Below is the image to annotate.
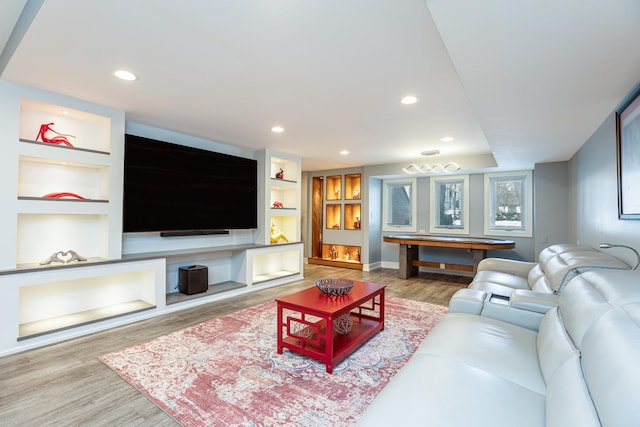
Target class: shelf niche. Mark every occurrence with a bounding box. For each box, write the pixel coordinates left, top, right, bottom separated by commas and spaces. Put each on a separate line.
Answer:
270, 156, 299, 183
325, 204, 341, 230
345, 173, 361, 200
307, 244, 363, 270
20, 98, 112, 153
18, 156, 109, 201
252, 248, 301, 284
17, 214, 109, 266
18, 268, 156, 340
344, 203, 361, 230
326, 175, 342, 200
270, 215, 298, 244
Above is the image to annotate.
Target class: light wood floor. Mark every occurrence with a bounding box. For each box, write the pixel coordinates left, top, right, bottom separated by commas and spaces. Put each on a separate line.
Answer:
0, 264, 470, 426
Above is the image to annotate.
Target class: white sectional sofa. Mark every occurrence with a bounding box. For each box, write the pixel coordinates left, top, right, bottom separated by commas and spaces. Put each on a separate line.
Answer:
447, 243, 631, 330
467, 243, 629, 296
357, 269, 640, 427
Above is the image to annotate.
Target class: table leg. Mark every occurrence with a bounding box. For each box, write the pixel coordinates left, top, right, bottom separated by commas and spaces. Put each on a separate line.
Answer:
379, 291, 385, 331
325, 315, 334, 374
471, 249, 487, 273
276, 303, 283, 354
399, 244, 419, 279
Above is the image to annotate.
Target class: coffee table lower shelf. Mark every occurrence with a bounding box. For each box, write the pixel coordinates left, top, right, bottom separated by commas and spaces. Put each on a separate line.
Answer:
280, 315, 382, 371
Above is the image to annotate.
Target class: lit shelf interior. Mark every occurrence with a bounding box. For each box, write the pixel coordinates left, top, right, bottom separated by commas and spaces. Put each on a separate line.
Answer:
20, 98, 112, 153
19, 268, 156, 339
19, 300, 155, 340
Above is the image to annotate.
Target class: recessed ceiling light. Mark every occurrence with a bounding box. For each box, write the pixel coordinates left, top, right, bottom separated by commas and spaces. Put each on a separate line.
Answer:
114, 70, 138, 81
271, 126, 284, 133
401, 95, 418, 105
340, 150, 349, 155
440, 136, 454, 142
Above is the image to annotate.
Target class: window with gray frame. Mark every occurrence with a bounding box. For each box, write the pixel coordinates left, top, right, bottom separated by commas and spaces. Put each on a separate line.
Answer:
383, 179, 416, 231
488, 174, 526, 231
434, 179, 464, 229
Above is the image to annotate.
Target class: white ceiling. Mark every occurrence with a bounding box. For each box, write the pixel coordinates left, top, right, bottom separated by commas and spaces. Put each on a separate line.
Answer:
1, 0, 640, 172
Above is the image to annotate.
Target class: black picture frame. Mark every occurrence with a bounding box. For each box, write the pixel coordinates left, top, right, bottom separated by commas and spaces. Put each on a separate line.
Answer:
616, 82, 640, 220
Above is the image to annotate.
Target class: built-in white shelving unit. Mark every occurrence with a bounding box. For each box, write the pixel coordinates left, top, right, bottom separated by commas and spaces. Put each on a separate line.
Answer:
0, 82, 306, 356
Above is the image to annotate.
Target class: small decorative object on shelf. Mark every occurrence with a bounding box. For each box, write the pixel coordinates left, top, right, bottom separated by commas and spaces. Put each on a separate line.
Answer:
353, 188, 360, 199
270, 222, 289, 244
315, 278, 355, 296
275, 168, 284, 179
354, 216, 361, 229
42, 192, 86, 200
354, 249, 360, 262
39, 249, 87, 265
36, 122, 76, 147
292, 322, 315, 339
334, 187, 340, 198
333, 313, 354, 334
332, 224, 339, 229
272, 200, 283, 208
330, 246, 338, 260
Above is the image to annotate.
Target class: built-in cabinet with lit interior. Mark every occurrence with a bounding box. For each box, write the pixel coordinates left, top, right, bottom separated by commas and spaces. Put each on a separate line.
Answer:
0, 82, 305, 356
254, 149, 304, 285
308, 171, 363, 270
0, 81, 166, 356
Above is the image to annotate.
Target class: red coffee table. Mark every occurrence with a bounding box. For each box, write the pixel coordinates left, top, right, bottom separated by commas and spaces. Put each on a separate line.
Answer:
276, 280, 385, 373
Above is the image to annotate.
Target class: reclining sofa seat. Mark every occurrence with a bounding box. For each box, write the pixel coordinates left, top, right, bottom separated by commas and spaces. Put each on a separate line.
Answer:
357, 269, 640, 427
469, 243, 629, 296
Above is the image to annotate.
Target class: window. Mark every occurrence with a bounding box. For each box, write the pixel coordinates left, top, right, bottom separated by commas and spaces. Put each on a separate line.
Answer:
430, 175, 469, 234
382, 178, 416, 232
484, 171, 532, 237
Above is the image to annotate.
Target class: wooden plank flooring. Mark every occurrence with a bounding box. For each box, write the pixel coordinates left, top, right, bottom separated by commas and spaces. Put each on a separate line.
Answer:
0, 264, 470, 426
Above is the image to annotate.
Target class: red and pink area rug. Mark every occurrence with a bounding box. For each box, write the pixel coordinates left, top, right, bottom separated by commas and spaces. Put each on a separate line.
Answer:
99, 296, 447, 426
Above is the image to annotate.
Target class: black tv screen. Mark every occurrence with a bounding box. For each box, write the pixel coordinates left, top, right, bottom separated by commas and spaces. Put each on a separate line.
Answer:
122, 134, 258, 234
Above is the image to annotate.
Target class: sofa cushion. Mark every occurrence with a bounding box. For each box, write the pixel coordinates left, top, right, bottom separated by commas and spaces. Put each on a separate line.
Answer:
537, 308, 599, 427
356, 353, 545, 427
415, 313, 545, 394
559, 270, 640, 427
472, 270, 530, 290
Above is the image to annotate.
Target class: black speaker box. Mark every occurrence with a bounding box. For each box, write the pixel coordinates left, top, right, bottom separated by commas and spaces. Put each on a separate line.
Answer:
178, 265, 208, 295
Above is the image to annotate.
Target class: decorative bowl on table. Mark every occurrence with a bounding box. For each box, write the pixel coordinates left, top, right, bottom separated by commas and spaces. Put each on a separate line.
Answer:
315, 278, 355, 296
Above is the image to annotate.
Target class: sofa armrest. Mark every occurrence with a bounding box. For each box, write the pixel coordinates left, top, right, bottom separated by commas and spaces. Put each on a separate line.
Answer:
449, 288, 489, 314
477, 258, 537, 278
510, 289, 558, 314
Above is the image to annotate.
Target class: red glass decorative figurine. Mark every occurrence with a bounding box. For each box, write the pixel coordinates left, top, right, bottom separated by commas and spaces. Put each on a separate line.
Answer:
275, 168, 284, 179
36, 123, 76, 147
42, 192, 86, 200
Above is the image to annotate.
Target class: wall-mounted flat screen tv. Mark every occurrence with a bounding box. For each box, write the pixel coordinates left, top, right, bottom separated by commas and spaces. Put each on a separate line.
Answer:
122, 134, 258, 235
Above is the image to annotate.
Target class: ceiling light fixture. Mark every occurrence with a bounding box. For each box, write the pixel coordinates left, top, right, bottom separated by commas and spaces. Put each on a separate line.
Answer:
271, 126, 284, 133
421, 150, 440, 156
114, 70, 138, 81
340, 150, 349, 155
401, 95, 418, 105
440, 136, 454, 142
403, 162, 461, 174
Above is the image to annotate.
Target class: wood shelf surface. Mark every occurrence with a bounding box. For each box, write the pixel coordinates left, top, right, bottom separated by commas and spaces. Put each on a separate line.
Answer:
307, 257, 363, 270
